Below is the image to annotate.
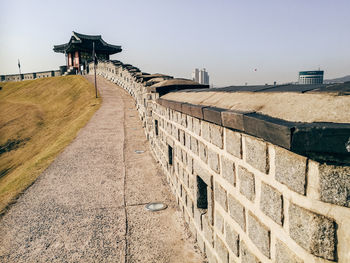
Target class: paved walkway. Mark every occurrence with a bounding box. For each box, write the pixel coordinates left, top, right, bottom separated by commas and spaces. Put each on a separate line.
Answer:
0, 76, 203, 262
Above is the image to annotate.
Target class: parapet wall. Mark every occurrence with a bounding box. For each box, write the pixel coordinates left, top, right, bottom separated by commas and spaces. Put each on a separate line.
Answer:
0, 70, 61, 82
89, 60, 350, 263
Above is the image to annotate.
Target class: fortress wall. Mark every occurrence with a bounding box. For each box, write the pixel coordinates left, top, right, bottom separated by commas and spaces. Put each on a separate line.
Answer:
89, 60, 350, 263
0, 70, 61, 82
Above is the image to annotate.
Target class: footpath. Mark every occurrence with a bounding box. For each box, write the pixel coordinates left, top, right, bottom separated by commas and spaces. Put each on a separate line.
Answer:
0, 76, 203, 262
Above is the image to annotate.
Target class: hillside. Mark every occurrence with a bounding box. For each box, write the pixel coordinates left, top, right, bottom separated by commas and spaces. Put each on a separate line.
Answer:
324, 75, 350, 83
0, 76, 101, 213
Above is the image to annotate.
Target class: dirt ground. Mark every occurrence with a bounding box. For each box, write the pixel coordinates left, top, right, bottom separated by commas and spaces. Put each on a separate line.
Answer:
0, 76, 204, 263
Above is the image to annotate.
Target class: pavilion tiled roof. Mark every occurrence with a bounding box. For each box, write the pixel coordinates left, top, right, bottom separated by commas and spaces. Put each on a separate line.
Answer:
53, 31, 122, 54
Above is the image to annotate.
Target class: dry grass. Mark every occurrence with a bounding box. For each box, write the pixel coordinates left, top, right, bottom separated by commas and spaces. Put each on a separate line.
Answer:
0, 75, 101, 213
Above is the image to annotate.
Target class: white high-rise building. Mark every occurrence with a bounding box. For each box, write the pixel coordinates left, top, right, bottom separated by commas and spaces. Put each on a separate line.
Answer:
192, 68, 199, 83
192, 68, 209, 85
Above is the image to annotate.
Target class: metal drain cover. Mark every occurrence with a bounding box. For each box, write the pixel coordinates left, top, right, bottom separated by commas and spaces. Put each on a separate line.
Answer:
145, 202, 167, 212
135, 150, 144, 154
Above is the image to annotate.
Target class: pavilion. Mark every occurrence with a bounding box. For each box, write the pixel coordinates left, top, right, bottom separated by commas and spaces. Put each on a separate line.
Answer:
53, 31, 122, 73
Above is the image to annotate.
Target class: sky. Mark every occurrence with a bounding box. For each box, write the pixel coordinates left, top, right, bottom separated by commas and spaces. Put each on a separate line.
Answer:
1, 0, 350, 86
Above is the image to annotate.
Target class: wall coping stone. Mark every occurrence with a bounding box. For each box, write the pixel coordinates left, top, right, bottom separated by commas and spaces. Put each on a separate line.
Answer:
203, 106, 226, 125
156, 98, 350, 164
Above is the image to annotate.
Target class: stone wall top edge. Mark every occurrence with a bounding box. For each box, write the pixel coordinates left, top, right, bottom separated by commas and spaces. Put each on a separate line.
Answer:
156, 98, 350, 165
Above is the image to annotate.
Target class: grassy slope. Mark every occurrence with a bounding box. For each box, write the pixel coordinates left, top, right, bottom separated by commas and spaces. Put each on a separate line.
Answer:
0, 75, 101, 213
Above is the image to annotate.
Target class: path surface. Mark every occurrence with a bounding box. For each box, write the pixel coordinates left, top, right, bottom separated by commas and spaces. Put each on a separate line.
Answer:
0, 76, 203, 263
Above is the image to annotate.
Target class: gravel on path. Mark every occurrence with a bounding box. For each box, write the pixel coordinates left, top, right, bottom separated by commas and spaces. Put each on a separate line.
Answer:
0, 76, 204, 263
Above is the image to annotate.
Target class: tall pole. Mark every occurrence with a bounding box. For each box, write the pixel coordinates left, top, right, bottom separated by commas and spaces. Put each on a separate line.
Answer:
93, 42, 98, 98
18, 59, 22, 80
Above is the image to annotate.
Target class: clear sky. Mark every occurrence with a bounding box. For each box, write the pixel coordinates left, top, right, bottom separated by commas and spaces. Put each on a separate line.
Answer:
1, 0, 349, 86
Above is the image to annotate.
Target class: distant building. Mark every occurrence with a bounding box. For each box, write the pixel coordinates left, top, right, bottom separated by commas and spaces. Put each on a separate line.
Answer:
298, 70, 324, 84
192, 68, 209, 85
192, 68, 199, 83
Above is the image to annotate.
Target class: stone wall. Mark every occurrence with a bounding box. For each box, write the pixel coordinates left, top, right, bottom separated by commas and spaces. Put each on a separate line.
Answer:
89, 60, 350, 263
0, 70, 61, 82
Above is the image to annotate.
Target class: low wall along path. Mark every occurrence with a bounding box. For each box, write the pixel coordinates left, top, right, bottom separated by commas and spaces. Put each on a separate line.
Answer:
89, 59, 350, 263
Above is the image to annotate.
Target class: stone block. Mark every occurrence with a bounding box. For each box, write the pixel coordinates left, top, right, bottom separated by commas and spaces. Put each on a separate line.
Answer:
182, 149, 187, 166
194, 206, 203, 230
215, 210, 224, 234
197, 233, 205, 253
194, 159, 212, 187
248, 212, 270, 258
243, 112, 295, 149
319, 164, 350, 207
225, 128, 242, 159
184, 172, 189, 189
215, 182, 227, 211
191, 136, 199, 156
173, 111, 179, 123
182, 188, 188, 205
202, 121, 210, 143
185, 132, 191, 150
275, 239, 303, 263
156, 98, 165, 106
179, 129, 185, 145
260, 182, 283, 225
200, 107, 221, 124
275, 146, 307, 195
238, 166, 255, 202
188, 173, 195, 195
177, 112, 182, 124
170, 101, 182, 113
177, 163, 185, 183
175, 146, 181, 161
180, 113, 187, 127
193, 117, 201, 136
172, 125, 178, 138
221, 156, 235, 186
221, 110, 246, 131
215, 235, 229, 263
181, 103, 192, 116
190, 104, 205, 119
189, 220, 197, 237
176, 127, 181, 141
290, 122, 350, 160
187, 115, 193, 131
244, 135, 268, 173
207, 188, 214, 225
166, 136, 174, 147
208, 148, 220, 174
199, 141, 208, 164
227, 194, 245, 231
210, 123, 223, 149
225, 222, 239, 257
203, 216, 214, 247
187, 156, 194, 175
289, 203, 336, 260
166, 122, 172, 134
175, 161, 179, 175
187, 197, 194, 217
206, 246, 218, 263
241, 241, 260, 263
